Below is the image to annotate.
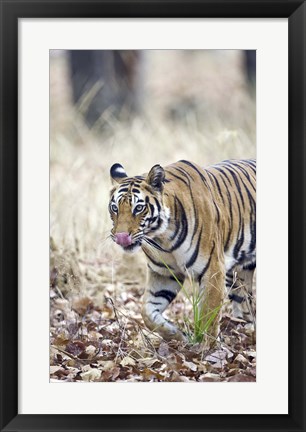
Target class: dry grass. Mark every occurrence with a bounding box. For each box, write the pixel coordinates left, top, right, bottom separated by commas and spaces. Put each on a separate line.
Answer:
50, 50, 256, 382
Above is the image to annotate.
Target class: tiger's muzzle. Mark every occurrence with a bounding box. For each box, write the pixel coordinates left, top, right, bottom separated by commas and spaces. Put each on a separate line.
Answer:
114, 232, 132, 247
113, 231, 142, 253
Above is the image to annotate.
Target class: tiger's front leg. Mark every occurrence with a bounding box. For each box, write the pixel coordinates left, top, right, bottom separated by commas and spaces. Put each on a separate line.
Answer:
199, 252, 225, 347
141, 270, 186, 342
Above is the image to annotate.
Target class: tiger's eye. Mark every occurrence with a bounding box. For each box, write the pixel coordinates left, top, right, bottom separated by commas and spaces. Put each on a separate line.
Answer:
135, 205, 144, 212
111, 204, 118, 213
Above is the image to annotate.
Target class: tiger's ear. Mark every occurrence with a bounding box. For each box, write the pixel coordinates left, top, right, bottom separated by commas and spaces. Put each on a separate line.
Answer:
110, 163, 128, 184
146, 164, 165, 191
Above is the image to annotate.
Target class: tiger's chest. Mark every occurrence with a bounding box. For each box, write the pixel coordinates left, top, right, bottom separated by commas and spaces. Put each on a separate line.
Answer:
142, 232, 209, 279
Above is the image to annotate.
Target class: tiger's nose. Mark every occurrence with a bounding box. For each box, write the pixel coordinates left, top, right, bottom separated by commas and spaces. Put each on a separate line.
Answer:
115, 232, 132, 247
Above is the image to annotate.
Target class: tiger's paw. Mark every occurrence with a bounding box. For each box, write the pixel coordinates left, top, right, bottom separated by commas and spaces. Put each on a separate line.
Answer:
155, 323, 188, 343
142, 314, 187, 343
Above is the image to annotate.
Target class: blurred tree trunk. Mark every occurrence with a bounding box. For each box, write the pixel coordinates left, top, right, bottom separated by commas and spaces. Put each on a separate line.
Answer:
69, 50, 142, 128
244, 50, 256, 88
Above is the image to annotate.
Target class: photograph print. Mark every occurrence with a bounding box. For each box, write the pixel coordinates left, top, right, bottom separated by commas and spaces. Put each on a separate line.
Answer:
50, 50, 256, 383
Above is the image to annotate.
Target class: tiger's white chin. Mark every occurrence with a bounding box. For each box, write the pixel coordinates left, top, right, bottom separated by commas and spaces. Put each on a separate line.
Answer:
121, 242, 142, 254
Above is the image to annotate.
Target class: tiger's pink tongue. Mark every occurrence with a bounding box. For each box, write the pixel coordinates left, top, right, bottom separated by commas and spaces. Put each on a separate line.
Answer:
115, 232, 132, 247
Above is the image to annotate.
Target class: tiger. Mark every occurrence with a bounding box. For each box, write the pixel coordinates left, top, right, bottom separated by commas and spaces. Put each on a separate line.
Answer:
109, 159, 256, 344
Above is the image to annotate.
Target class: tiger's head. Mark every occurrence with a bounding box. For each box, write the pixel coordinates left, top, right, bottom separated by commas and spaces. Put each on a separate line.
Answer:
109, 163, 170, 253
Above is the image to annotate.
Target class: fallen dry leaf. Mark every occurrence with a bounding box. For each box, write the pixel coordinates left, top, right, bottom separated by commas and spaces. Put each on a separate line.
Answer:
66, 340, 86, 357
97, 360, 116, 371
120, 356, 136, 367
80, 367, 102, 382
50, 365, 62, 374
234, 353, 249, 366
227, 374, 256, 382
199, 373, 221, 382
158, 342, 170, 357
183, 360, 197, 372
85, 345, 97, 357
101, 367, 120, 381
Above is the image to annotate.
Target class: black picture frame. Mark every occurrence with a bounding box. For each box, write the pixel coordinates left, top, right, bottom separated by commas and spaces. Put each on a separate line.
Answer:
0, 1, 305, 431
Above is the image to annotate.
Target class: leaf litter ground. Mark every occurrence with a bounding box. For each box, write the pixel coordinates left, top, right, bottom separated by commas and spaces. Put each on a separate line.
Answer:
50, 247, 256, 383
